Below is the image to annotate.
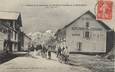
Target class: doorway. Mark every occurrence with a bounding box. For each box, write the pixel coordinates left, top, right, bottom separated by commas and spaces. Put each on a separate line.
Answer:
77, 42, 82, 51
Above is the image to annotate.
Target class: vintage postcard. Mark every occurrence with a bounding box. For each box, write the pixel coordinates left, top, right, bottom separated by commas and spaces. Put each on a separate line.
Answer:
0, 0, 115, 72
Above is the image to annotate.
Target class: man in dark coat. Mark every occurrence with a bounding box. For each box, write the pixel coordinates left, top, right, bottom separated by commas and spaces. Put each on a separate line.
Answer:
48, 46, 52, 59
57, 46, 62, 57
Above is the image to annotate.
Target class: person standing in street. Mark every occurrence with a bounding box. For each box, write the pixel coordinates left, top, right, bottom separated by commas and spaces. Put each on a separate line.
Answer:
57, 46, 62, 57
48, 46, 52, 59
27, 44, 31, 56
62, 46, 69, 64
42, 45, 47, 58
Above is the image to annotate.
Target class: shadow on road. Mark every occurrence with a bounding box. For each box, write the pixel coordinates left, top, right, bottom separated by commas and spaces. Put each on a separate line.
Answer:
0, 53, 18, 64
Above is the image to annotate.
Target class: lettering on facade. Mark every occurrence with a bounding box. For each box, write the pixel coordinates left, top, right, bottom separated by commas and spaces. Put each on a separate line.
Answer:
72, 27, 102, 31
82, 17, 93, 20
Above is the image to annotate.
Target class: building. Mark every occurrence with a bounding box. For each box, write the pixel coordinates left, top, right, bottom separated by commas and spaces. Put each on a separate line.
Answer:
0, 32, 7, 54
55, 11, 114, 54
19, 32, 31, 51
0, 22, 8, 53
0, 18, 17, 53
0, 11, 22, 52
23, 33, 31, 51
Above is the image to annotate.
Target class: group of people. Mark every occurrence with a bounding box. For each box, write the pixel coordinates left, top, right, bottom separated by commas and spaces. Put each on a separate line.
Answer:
28, 44, 52, 59
41, 45, 52, 59
57, 46, 69, 64
27, 44, 69, 64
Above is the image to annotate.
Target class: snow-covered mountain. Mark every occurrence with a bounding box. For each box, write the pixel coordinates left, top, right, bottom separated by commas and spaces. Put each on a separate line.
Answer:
28, 30, 55, 46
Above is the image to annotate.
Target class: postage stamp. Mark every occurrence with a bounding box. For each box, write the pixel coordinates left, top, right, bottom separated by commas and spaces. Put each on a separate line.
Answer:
96, 0, 112, 20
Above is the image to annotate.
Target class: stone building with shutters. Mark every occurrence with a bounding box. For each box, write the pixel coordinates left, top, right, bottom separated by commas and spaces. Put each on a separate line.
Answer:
0, 11, 22, 52
0, 31, 7, 54
55, 11, 114, 53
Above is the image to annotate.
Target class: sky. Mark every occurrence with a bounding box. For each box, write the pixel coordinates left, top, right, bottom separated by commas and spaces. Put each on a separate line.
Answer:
0, 0, 115, 33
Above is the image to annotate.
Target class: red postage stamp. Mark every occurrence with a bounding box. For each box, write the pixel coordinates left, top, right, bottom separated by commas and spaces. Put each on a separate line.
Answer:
96, 0, 112, 20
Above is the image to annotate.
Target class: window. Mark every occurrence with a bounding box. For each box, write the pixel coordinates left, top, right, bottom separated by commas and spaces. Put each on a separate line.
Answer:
86, 22, 89, 29
10, 23, 13, 28
85, 31, 90, 39
86, 22, 89, 27
15, 32, 17, 40
72, 34, 80, 36
10, 30, 13, 39
6, 21, 11, 26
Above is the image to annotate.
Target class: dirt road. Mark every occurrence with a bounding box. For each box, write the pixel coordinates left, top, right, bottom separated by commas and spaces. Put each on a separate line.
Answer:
0, 52, 92, 72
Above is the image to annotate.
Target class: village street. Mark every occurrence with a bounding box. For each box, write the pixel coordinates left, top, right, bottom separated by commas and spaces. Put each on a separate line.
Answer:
0, 52, 92, 72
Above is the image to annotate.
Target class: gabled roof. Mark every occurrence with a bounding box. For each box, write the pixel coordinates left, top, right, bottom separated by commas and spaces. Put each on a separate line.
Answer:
63, 10, 111, 31
0, 11, 20, 20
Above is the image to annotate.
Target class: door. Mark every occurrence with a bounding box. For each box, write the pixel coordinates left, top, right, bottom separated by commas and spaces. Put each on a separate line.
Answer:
77, 42, 82, 51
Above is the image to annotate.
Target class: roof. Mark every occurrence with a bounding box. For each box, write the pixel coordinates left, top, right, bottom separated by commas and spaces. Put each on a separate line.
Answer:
63, 10, 111, 31
0, 11, 20, 20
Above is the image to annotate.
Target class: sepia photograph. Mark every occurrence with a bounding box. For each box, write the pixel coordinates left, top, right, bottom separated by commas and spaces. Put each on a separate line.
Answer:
0, 0, 115, 72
